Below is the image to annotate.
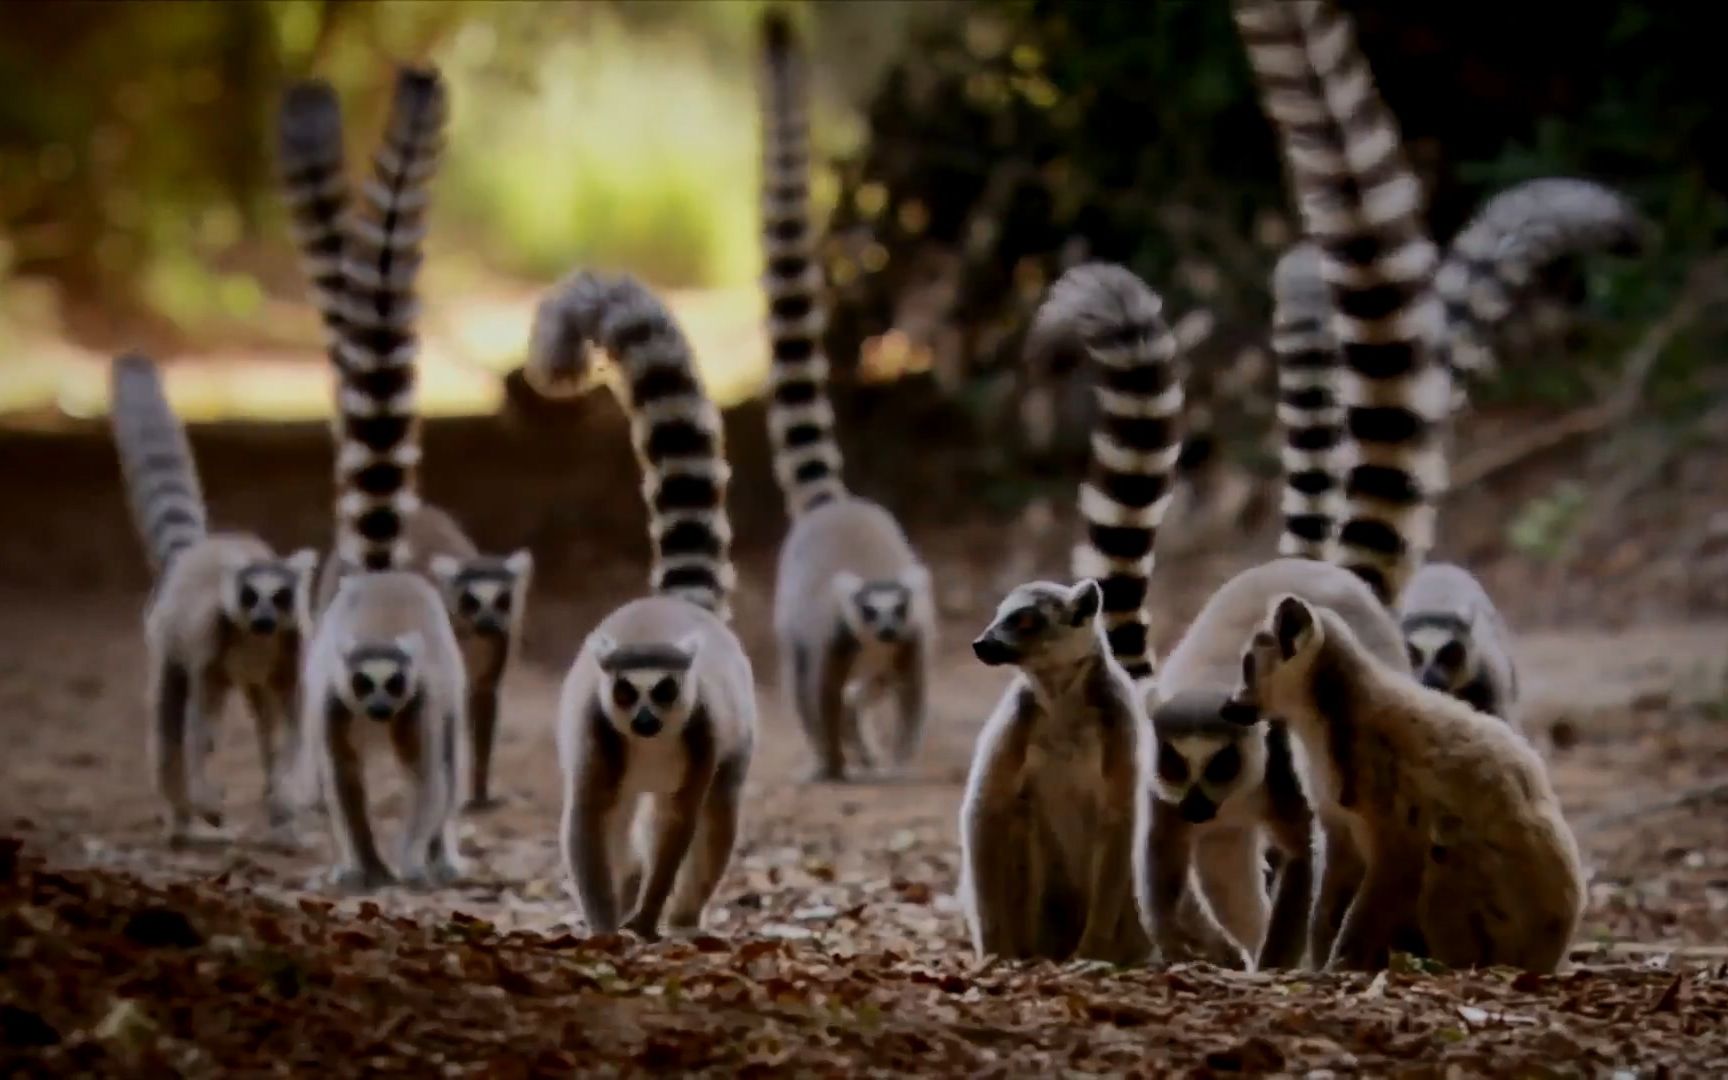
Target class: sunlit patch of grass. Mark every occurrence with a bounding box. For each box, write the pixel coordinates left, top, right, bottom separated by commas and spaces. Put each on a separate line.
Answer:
436, 10, 763, 290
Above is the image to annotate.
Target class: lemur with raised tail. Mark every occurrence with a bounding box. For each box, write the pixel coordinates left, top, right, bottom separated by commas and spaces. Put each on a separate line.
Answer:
529, 272, 756, 941
279, 77, 533, 812
958, 263, 1182, 964
758, 11, 935, 782
110, 353, 318, 845
295, 67, 467, 892
1227, 596, 1583, 972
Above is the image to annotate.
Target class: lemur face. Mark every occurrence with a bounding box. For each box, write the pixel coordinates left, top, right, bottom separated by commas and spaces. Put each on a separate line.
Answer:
225, 549, 317, 636
1151, 690, 1268, 824
591, 632, 702, 739
431, 550, 532, 639
337, 635, 422, 722
971, 579, 1102, 668
833, 565, 928, 647
1405, 625, 1471, 693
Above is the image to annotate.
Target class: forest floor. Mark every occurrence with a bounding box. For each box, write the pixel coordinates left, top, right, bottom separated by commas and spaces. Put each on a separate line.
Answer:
2, 409, 1727, 1076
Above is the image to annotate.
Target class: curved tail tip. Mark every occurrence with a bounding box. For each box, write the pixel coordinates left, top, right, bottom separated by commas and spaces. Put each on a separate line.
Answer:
277, 80, 342, 156
762, 9, 796, 54
391, 64, 448, 120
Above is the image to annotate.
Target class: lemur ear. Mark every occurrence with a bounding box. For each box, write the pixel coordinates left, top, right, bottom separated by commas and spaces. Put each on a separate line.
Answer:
286, 548, 319, 577
900, 562, 932, 594
395, 631, 424, 659
1067, 579, 1103, 626
674, 631, 704, 664
1271, 596, 1315, 660
503, 549, 534, 579
428, 555, 462, 585
589, 631, 619, 668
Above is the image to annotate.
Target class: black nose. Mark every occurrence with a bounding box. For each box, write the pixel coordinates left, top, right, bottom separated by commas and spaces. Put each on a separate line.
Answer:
249, 615, 278, 635
972, 637, 1013, 666
630, 709, 662, 737
365, 702, 394, 721
876, 627, 900, 644
1178, 791, 1216, 824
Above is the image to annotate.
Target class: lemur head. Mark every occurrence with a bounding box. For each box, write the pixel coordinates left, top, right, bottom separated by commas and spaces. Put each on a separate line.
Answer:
336, 634, 424, 722
1228, 595, 1327, 720
833, 565, 928, 647
430, 550, 533, 639
971, 579, 1102, 670
1402, 615, 1474, 694
223, 549, 318, 636
1150, 689, 1268, 825
590, 632, 703, 740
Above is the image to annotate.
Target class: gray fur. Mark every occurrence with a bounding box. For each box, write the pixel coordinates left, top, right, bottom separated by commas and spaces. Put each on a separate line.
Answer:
959, 580, 1151, 964
1398, 562, 1520, 728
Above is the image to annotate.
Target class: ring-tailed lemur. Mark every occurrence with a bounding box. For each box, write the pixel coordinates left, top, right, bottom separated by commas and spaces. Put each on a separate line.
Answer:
529, 272, 756, 940
280, 79, 535, 813
1143, 557, 1409, 970
110, 353, 318, 845
1227, 595, 1583, 972
759, 11, 934, 782
1398, 562, 1520, 728
295, 66, 467, 892
1236, 0, 1449, 608
957, 262, 1183, 964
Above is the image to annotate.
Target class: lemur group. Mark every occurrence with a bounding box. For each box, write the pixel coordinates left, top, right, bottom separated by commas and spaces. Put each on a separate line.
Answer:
108, 2, 1647, 973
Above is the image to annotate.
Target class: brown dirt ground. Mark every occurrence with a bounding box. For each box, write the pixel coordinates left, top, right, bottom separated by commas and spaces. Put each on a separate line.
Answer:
2, 403, 1727, 1076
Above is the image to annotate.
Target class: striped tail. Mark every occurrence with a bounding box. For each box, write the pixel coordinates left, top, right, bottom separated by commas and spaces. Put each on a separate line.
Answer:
332, 66, 445, 572
1439, 177, 1649, 383
1234, 0, 1449, 606
759, 10, 847, 517
1271, 242, 1344, 560
528, 271, 737, 620
1027, 263, 1185, 683
109, 353, 209, 575
277, 79, 350, 353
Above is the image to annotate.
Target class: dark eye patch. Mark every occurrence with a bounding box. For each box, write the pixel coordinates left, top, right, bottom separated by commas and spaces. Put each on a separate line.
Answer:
495, 592, 512, 613
271, 587, 293, 610
383, 672, 407, 697
1008, 608, 1045, 635
1204, 744, 1241, 785
351, 672, 373, 697
1156, 742, 1188, 784
1436, 641, 1466, 670
1406, 643, 1423, 669
239, 585, 259, 608
459, 593, 481, 616
649, 676, 679, 706
612, 679, 638, 709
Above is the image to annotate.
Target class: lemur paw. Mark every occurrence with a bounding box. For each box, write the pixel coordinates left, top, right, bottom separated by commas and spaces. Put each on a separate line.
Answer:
800, 762, 847, 785
621, 913, 663, 941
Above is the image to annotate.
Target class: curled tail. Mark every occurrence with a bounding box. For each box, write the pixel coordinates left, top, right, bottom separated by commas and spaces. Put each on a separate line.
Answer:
1028, 263, 1185, 683
110, 353, 209, 575
332, 66, 446, 571
277, 80, 349, 352
1271, 242, 1344, 560
1439, 177, 1650, 381
528, 272, 737, 619
1234, 0, 1448, 605
759, 10, 846, 516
